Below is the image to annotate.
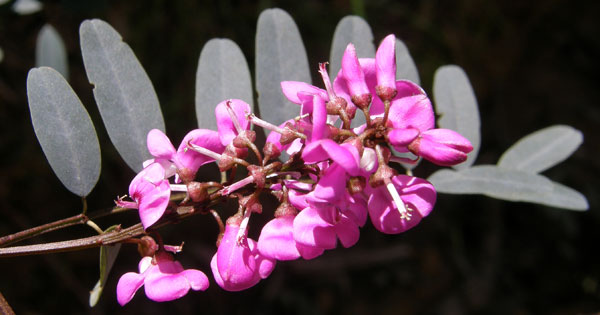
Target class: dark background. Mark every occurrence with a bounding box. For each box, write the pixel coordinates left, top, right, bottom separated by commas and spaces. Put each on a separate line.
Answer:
0, 0, 598, 314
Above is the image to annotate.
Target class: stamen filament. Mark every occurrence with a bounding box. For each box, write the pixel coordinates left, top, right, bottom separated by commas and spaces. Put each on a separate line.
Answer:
319, 62, 336, 100
225, 100, 244, 134
169, 184, 188, 192
385, 181, 412, 221
236, 206, 252, 245
221, 175, 254, 196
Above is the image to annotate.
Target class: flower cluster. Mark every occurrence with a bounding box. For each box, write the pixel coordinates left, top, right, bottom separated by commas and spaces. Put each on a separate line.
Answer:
115, 34, 472, 305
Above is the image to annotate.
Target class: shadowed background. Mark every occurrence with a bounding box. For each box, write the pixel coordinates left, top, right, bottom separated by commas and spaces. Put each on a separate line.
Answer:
0, 0, 598, 314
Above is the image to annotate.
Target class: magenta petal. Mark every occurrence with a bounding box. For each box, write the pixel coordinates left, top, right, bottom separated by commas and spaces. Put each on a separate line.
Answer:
147, 129, 176, 160
296, 243, 325, 260
215, 99, 251, 146
144, 271, 190, 302
334, 215, 360, 248
293, 207, 337, 249
180, 269, 210, 291
368, 185, 421, 234
411, 129, 473, 166
116, 272, 145, 306
342, 44, 370, 97
375, 34, 396, 90
388, 94, 435, 132
176, 129, 224, 172
281, 81, 328, 105
137, 179, 170, 229
310, 94, 327, 141
302, 139, 359, 175
392, 175, 437, 218
216, 224, 257, 290
387, 128, 420, 149
395, 80, 426, 99
129, 163, 166, 196
248, 239, 276, 279
312, 164, 347, 202
258, 216, 301, 261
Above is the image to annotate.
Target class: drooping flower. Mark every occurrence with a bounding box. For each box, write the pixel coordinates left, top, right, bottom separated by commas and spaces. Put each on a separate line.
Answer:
366, 175, 436, 234
116, 251, 209, 305
212, 218, 275, 291
116, 162, 171, 230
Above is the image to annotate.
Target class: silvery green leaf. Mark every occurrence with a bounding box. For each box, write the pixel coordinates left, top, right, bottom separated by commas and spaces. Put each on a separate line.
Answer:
80, 19, 165, 172
36, 24, 69, 80
12, 0, 42, 15
428, 165, 554, 202
498, 125, 583, 173
0, 46, 4, 63
256, 8, 311, 126
433, 65, 481, 169
196, 38, 253, 130
89, 225, 121, 307
27, 67, 101, 197
395, 38, 420, 85
329, 15, 375, 78
538, 181, 588, 211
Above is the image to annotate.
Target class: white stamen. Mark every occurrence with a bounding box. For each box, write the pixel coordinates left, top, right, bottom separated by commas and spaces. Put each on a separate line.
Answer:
236, 208, 252, 245
169, 184, 188, 192
187, 142, 222, 160
386, 182, 412, 220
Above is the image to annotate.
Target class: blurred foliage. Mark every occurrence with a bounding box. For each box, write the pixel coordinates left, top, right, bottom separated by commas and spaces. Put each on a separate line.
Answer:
0, 0, 598, 314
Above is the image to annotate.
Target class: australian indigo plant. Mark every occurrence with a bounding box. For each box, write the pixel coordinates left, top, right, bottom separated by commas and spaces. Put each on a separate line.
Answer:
0, 8, 588, 310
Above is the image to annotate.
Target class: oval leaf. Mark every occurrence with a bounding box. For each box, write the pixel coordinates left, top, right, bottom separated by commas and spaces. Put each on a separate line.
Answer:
329, 15, 375, 79
538, 181, 588, 211
36, 24, 69, 79
27, 67, 101, 197
80, 19, 165, 172
256, 8, 311, 126
498, 125, 583, 173
196, 38, 253, 130
428, 165, 554, 202
395, 38, 420, 85
433, 65, 481, 169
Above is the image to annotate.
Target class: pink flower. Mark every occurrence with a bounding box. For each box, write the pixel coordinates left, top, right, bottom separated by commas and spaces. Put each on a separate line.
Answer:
408, 129, 473, 166
116, 163, 171, 230
366, 175, 436, 234
341, 44, 371, 109
212, 221, 275, 291
257, 215, 302, 261
292, 205, 360, 255
116, 251, 209, 305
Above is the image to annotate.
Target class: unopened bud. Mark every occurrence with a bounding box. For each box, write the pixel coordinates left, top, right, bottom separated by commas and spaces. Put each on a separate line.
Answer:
233, 130, 256, 148
263, 142, 281, 160
186, 181, 208, 202
351, 93, 372, 110
240, 194, 262, 214
137, 236, 158, 257
376, 85, 397, 103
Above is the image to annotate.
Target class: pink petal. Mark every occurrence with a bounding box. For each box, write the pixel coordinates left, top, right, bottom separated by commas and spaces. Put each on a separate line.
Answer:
175, 129, 224, 172
334, 215, 360, 248
367, 175, 436, 234
280, 81, 328, 105
387, 94, 435, 131
216, 224, 257, 290
144, 271, 190, 302
215, 99, 251, 146
137, 179, 170, 229
312, 164, 348, 202
375, 34, 396, 90
296, 243, 325, 260
341, 44, 370, 97
129, 163, 166, 197
392, 175, 436, 218
387, 128, 420, 150
180, 269, 210, 291
147, 129, 176, 160
258, 216, 301, 261
248, 239, 276, 279
116, 272, 145, 306
411, 129, 473, 166
302, 139, 359, 175
395, 80, 426, 99
293, 206, 337, 249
